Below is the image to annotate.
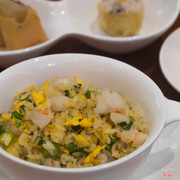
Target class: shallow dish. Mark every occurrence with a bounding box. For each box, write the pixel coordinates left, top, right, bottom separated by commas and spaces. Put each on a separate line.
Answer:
0, 53, 180, 180
0, 0, 179, 67
159, 27, 180, 93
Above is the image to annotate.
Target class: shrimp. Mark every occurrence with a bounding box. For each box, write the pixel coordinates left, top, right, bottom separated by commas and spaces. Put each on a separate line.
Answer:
95, 90, 125, 114
30, 109, 52, 128
96, 153, 108, 164
132, 132, 147, 148
116, 127, 138, 144
50, 96, 70, 112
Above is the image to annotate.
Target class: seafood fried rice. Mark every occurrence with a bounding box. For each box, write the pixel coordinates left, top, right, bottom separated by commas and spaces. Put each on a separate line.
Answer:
0, 77, 147, 168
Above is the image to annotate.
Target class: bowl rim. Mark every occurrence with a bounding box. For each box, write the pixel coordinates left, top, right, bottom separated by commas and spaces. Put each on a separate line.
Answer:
0, 53, 166, 173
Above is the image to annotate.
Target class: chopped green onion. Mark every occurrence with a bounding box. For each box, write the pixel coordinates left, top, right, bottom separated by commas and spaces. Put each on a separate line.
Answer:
16, 122, 22, 128
106, 143, 112, 151
52, 143, 60, 159
19, 105, 25, 114
0, 125, 5, 135
122, 120, 133, 131
0, 131, 15, 147
72, 125, 82, 135
33, 103, 37, 107
85, 90, 91, 99
117, 121, 127, 127
74, 84, 81, 93
74, 84, 81, 89
19, 92, 30, 101
42, 142, 60, 159
110, 134, 118, 143
38, 138, 44, 146
122, 116, 134, 131
42, 148, 51, 158
66, 143, 89, 155
64, 90, 69, 96
12, 111, 24, 120
117, 116, 134, 131
106, 134, 119, 151
78, 148, 89, 155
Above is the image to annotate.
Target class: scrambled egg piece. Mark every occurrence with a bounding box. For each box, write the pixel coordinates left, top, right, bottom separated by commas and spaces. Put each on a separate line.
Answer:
32, 91, 45, 104
64, 113, 83, 126
75, 134, 90, 147
80, 118, 92, 128
1, 113, 11, 121
83, 145, 106, 164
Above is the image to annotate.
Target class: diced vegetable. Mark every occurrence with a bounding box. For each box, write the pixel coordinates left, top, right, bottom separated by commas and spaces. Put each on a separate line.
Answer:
0, 125, 5, 135
64, 90, 69, 96
16, 122, 22, 128
118, 116, 134, 131
66, 143, 89, 155
38, 138, 44, 146
106, 134, 118, 151
43, 148, 51, 158
12, 111, 24, 120
72, 125, 83, 135
117, 121, 127, 127
0, 131, 15, 147
85, 90, 91, 99
19, 92, 31, 101
43, 142, 60, 159
74, 84, 81, 93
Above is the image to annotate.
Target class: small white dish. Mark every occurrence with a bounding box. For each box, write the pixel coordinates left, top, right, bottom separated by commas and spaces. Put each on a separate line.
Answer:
160, 27, 180, 93
0, 0, 179, 68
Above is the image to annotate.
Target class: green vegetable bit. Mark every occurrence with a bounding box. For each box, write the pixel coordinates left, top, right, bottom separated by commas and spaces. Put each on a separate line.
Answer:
66, 143, 89, 155
64, 90, 69, 96
42, 148, 51, 158
0, 125, 5, 135
117, 121, 127, 127
118, 116, 134, 131
85, 90, 91, 99
16, 122, 22, 128
72, 125, 82, 135
106, 134, 118, 151
43, 142, 60, 159
0, 131, 15, 147
38, 138, 44, 146
19, 92, 31, 101
12, 111, 24, 120
74, 84, 81, 93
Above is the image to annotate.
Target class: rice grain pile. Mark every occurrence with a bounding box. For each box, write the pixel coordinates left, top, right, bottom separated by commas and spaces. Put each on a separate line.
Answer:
0, 77, 147, 168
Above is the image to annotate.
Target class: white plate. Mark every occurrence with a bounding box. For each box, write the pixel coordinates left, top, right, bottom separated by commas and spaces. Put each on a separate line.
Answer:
160, 28, 180, 93
1, 122, 179, 180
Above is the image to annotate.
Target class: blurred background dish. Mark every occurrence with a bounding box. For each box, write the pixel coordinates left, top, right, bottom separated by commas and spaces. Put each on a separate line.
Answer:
160, 27, 180, 93
0, 0, 179, 68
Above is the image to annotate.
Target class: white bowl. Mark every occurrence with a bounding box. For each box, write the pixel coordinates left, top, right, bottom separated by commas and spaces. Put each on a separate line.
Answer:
0, 53, 180, 180
0, 0, 179, 68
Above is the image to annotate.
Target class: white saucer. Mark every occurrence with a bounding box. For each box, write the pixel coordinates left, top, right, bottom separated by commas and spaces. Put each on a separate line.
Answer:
1, 122, 180, 180
160, 28, 180, 93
